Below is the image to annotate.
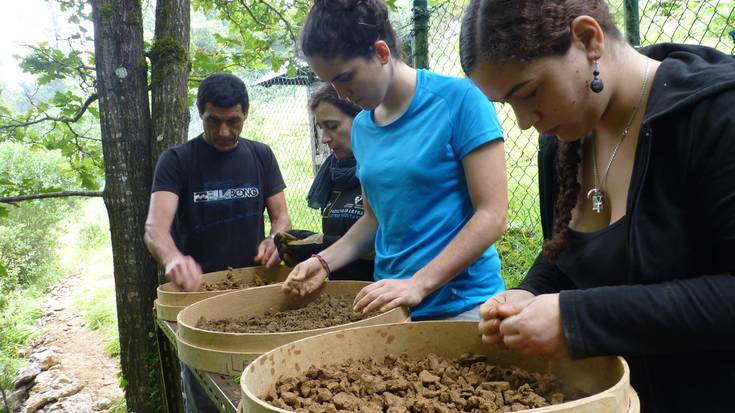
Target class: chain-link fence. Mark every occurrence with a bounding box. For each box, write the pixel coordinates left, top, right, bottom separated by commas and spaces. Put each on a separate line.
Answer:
241, 0, 734, 268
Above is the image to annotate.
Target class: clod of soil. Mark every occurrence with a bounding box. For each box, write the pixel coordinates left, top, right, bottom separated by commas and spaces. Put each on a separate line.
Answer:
196, 295, 374, 333
264, 353, 583, 412
200, 269, 269, 292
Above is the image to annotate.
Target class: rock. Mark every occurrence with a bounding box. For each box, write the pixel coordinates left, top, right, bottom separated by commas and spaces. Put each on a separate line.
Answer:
13, 363, 42, 389
49, 374, 73, 390
22, 381, 82, 413
23, 392, 58, 413
7, 386, 31, 409
32, 350, 60, 370
53, 392, 94, 413
92, 397, 112, 411
49, 300, 65, 312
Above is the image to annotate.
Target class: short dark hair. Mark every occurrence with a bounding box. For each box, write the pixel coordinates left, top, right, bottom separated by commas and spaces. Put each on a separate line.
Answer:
308, 83, 361, 118
460, 0, 621, 74
196, 73, 250, 115
301, 0, 401, 60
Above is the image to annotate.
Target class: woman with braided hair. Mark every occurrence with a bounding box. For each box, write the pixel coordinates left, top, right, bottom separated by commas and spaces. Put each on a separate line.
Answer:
460, 0, 735, 411
282, 0, 508, 321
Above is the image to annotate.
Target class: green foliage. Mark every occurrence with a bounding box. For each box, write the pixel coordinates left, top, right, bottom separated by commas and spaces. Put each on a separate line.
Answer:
0, 291, 52, 400
496, 227, 541, 289
0, 143, 81, 293
108, 397, 127, 413
77, 221, 110, 253
191, 0, 310, 75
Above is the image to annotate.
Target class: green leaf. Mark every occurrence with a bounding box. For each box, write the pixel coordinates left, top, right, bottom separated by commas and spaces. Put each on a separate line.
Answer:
0, 262, 6, 279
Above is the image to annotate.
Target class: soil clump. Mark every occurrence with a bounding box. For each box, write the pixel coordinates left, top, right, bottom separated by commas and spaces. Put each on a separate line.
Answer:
265, 353, 583, 413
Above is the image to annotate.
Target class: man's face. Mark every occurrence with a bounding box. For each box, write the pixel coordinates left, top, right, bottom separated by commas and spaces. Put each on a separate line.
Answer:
201, 103, 247, 152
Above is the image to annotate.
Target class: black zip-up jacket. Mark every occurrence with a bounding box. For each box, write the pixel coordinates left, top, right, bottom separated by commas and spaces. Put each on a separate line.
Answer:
519, 44, 735, 412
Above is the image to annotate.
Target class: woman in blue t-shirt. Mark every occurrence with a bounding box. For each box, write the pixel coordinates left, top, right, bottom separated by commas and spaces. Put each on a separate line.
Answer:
282, 0, 508, 320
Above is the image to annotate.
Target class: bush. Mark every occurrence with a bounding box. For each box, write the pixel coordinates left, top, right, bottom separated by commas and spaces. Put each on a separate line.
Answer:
0, 142, 80, 295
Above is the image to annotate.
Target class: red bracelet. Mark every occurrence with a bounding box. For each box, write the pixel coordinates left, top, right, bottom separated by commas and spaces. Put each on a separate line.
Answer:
311, 254, 331, 276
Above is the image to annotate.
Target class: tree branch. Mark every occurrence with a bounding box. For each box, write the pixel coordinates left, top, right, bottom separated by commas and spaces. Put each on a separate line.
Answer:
0, 191, 103, 204
0, 93, 98, 130
238, 0, 268, 28
256, 0, 298, 46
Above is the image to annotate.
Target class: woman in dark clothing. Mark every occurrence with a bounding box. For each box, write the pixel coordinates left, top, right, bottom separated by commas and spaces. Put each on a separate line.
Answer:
274, 83, 373, 281
460, 1, 735, 412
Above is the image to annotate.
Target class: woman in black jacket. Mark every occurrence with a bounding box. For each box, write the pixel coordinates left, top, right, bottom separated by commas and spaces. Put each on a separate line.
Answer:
274, 83, 374, 281
460, 0, 735, 411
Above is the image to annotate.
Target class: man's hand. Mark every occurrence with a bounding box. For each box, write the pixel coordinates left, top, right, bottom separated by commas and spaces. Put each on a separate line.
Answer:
353, 278, 427, 314
281, 257, 328, 297
478, 289, 535, 346
254, 237, 280, 268
164, 255, 203, 292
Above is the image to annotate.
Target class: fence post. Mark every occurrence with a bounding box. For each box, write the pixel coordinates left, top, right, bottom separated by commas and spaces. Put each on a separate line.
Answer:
624, 0, 641, 46
413, 0, 429, 69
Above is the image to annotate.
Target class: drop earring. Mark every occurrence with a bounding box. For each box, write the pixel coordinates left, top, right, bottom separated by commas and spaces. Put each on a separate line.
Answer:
591, 60, 604, 93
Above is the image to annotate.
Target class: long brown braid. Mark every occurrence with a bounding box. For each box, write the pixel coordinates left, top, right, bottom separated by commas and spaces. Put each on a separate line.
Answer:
543, 140, 583, 261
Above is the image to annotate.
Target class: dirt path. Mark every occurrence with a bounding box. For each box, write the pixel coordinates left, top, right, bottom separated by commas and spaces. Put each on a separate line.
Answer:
12, 271, 123, 412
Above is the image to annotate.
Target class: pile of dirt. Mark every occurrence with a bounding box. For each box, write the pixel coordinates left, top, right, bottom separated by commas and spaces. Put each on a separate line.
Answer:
200, 271, 269, 291
264, 353, 583, 413
196, 295, 374, 333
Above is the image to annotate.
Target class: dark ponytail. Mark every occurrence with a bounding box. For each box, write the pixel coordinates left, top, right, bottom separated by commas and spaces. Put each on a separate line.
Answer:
542, 140, 582, 261
301, 0, 401, 60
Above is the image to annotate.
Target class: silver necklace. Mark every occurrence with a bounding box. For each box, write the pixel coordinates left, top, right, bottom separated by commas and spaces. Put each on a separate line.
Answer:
587, 58, 651, 214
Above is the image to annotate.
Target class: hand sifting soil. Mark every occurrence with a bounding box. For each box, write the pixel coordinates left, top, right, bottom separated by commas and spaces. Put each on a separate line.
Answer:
265, 353, 583, 412
196, 295, 375, 333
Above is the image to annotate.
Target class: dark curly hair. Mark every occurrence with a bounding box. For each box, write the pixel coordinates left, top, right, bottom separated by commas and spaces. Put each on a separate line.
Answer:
301, 0, 401, 60
308, 83, 361, 118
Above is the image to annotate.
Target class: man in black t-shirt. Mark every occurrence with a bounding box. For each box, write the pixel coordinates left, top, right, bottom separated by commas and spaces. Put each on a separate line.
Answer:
145, 73, 291, 291
144, 73, 291, 412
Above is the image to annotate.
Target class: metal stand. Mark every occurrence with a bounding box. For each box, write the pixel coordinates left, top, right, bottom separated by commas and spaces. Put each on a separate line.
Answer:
156, 319, 241, 412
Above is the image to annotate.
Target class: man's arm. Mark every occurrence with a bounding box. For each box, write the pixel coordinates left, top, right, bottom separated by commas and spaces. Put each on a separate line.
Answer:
144, 191, 202, 291
254, 191, 292, 267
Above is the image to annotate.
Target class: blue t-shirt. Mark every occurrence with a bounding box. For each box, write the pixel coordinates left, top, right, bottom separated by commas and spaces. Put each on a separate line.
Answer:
351, 69, 506, 319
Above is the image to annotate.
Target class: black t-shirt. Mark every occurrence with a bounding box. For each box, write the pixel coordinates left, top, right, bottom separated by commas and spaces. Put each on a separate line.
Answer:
321, 184, 374, 281
151, 135, 286, 273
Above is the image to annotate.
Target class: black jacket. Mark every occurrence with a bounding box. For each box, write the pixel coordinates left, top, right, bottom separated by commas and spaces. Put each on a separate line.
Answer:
520, 44, 735, 412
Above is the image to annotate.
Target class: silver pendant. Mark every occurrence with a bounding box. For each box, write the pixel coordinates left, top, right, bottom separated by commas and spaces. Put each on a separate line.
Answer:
587, 188, 604, 213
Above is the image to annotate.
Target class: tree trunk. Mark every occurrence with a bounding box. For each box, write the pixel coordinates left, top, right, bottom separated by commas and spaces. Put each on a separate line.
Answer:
91, 1, 160, 411
150, 1, 191, 411
151, 0, 192, 163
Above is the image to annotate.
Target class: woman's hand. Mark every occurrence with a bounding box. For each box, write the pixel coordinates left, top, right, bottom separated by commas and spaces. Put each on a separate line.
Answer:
281, 257, 328, 297
497, 293, 569, 359
353, 278, 427, 314
479, 289, 535, 346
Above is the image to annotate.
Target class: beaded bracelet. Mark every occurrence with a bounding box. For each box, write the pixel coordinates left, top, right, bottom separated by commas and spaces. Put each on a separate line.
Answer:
311, 254, 331, 276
